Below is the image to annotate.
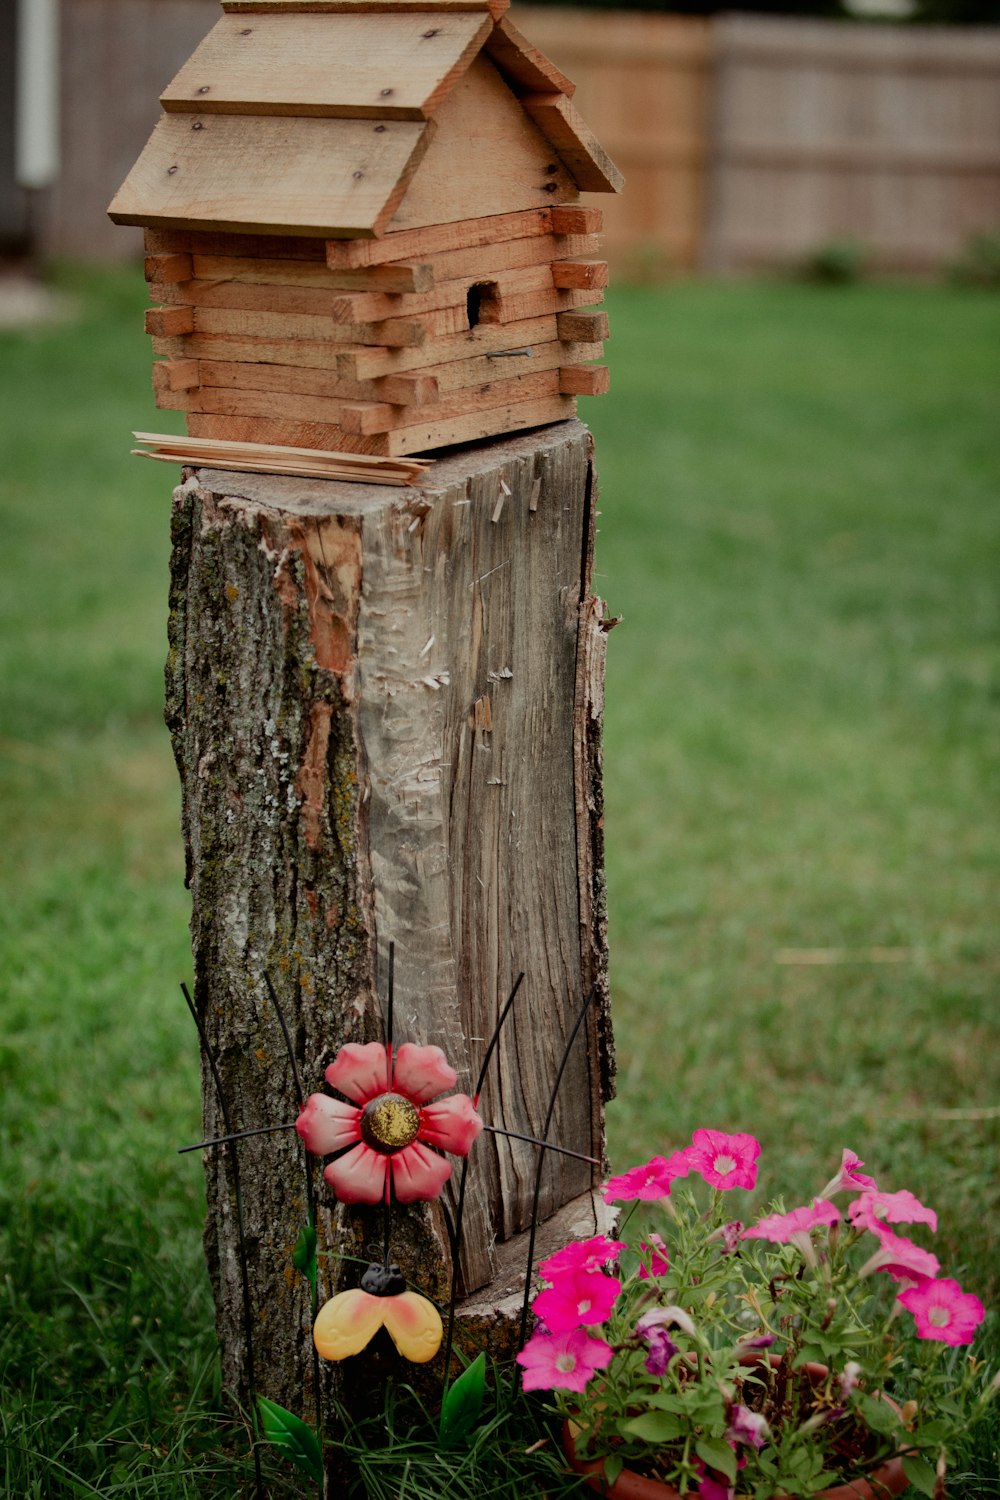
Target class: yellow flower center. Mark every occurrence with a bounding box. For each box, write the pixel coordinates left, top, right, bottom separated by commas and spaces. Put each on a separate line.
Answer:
928, 1307, 950, 1328
361, 1092, 420, 1154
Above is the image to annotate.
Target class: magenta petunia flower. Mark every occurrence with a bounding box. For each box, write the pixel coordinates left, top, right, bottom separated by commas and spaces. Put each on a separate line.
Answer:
516, 1326, 614, 1392
898, 1277, 985, 1346
694, 1457, 744, 1500
638, 1232, 670, 1279
708, 1219, 745, 1255
743, 1199, 840, 1246
641, 1323, 678, 1375
727, 1404, 770, 1450
857, 1224, 941, 1282
295, 1039, 482, 1205
532, 1267, 621, 1333
848, 1189, 938, 1235
539, 1235, 626, 1279
685, 1129, 761, 1191
603, 1150, 691, 1203
820, 1149, 878, 1198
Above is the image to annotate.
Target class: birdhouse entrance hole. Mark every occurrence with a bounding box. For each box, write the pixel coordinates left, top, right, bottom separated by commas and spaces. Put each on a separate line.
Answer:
466, 281, 501, 329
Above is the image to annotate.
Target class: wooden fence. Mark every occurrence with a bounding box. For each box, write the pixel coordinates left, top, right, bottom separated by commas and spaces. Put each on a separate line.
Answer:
513, 7, 711, 274
45, 0, 218, 260
704, 14, 1000, 273
40, 0, 1000, 275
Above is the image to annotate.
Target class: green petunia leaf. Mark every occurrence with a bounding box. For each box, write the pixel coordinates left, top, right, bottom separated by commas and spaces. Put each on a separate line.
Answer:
292, 1222, 318, 1292
257, 1396, 324, 1485
902, 1455, 938, 1497
438, 1351, 487, 1448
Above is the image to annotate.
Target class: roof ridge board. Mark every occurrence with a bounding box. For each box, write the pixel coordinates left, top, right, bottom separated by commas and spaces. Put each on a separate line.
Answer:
221, 0, 509, 16
161, 11, 491, 122
483, 16, 575, 99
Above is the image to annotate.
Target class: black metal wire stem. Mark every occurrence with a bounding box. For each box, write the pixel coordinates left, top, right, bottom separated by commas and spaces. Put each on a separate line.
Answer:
516, 981, 600, 1363
440, 974, 525, 1387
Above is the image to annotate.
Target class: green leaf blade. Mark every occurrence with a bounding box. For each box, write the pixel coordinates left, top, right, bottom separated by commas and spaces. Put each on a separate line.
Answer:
257, 1395, 324, 1485
438, 1351, 487, 1448
292, 1222, 318, 1292
902, 1454, 938, 1497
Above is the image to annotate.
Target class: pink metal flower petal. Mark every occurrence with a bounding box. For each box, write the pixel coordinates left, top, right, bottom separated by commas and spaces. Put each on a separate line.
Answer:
296, 1093, 360, 1155
391, 1140, 452, 1202
325, 1041, 390, 1105
323, 1140, 388, 1204
418, 1093, 483, 1154
391, 1042, 458, 1104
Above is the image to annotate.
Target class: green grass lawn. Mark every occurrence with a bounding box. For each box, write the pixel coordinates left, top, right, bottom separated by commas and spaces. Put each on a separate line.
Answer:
1, 266, 998, 1495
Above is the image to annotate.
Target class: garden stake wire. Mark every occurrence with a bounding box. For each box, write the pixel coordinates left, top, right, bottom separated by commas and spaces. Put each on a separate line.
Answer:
180, 982, 265, 1500
440, 972, 524, 1388
516, 981, 601, 1366
383, 943, 396, 1271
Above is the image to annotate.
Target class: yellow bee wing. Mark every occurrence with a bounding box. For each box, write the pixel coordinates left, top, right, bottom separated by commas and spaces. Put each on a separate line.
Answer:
381, 1291, 443, 1364
313, 1288, 385, 1361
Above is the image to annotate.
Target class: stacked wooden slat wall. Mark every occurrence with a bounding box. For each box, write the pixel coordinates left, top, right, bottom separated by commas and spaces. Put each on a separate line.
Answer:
704, 14, 1000, 274
512, 6, 711, 274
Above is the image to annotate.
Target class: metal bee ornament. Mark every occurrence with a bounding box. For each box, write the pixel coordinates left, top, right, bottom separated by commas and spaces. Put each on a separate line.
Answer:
313, 1261, 443, 1364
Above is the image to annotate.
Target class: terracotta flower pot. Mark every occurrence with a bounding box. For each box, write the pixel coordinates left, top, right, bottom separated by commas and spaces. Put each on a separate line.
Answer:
560, 1360, 910, 1500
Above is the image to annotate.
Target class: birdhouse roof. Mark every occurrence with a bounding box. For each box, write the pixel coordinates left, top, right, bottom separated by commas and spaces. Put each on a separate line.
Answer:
108, 0, 622, 240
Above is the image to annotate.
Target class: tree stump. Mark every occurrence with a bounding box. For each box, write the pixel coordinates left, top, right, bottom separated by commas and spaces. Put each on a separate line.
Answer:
164, 419, 615, 1427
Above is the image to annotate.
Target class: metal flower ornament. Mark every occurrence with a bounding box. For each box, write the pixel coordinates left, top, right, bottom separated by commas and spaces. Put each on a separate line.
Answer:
295, 1034, 483, 1364
295, 1039, 483, 1205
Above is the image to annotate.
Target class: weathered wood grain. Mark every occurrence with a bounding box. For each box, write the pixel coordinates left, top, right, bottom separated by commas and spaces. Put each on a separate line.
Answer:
109, 112, 431, 237
520, 91, 625, 194
324, 205, 556, 267
160, 12, 490, 120
165, 419, 612, 1420
192, 252, 437, 293
386, 57, 577, 230
186, 394, 577, 453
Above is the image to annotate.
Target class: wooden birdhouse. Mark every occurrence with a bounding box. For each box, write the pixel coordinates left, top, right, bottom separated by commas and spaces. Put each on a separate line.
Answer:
108, 0, 623, 459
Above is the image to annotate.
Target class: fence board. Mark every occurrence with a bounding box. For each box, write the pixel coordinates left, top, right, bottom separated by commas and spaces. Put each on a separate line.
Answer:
704, 14, 1000, 274
45, 0, 219, 260
512, 7, 711, 275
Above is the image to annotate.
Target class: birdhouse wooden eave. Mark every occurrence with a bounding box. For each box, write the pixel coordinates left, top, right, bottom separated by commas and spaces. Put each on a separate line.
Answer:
107, 0, 622, 241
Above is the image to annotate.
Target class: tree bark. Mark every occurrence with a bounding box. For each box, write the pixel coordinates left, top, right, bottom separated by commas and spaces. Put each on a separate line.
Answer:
164, 419, 614, 1424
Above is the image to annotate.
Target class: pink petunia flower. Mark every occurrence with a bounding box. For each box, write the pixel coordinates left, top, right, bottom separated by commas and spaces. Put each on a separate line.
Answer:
727, 1404, 770, 1450
638, 1233, 670, 1279
685, 1129, 761, 1192
857, 1224, 940, 1282
743, 1199, 841, 1247
604, 1150, 691, 1203
296, 1039, 482, 1205
539, 1235, 626, 1279
898, 1278, 985, 1346
532, 1267, 621, 1332
848, 1190, 938, 1235
820, 1149, 878, 1198
516, 1326, 614, 1392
